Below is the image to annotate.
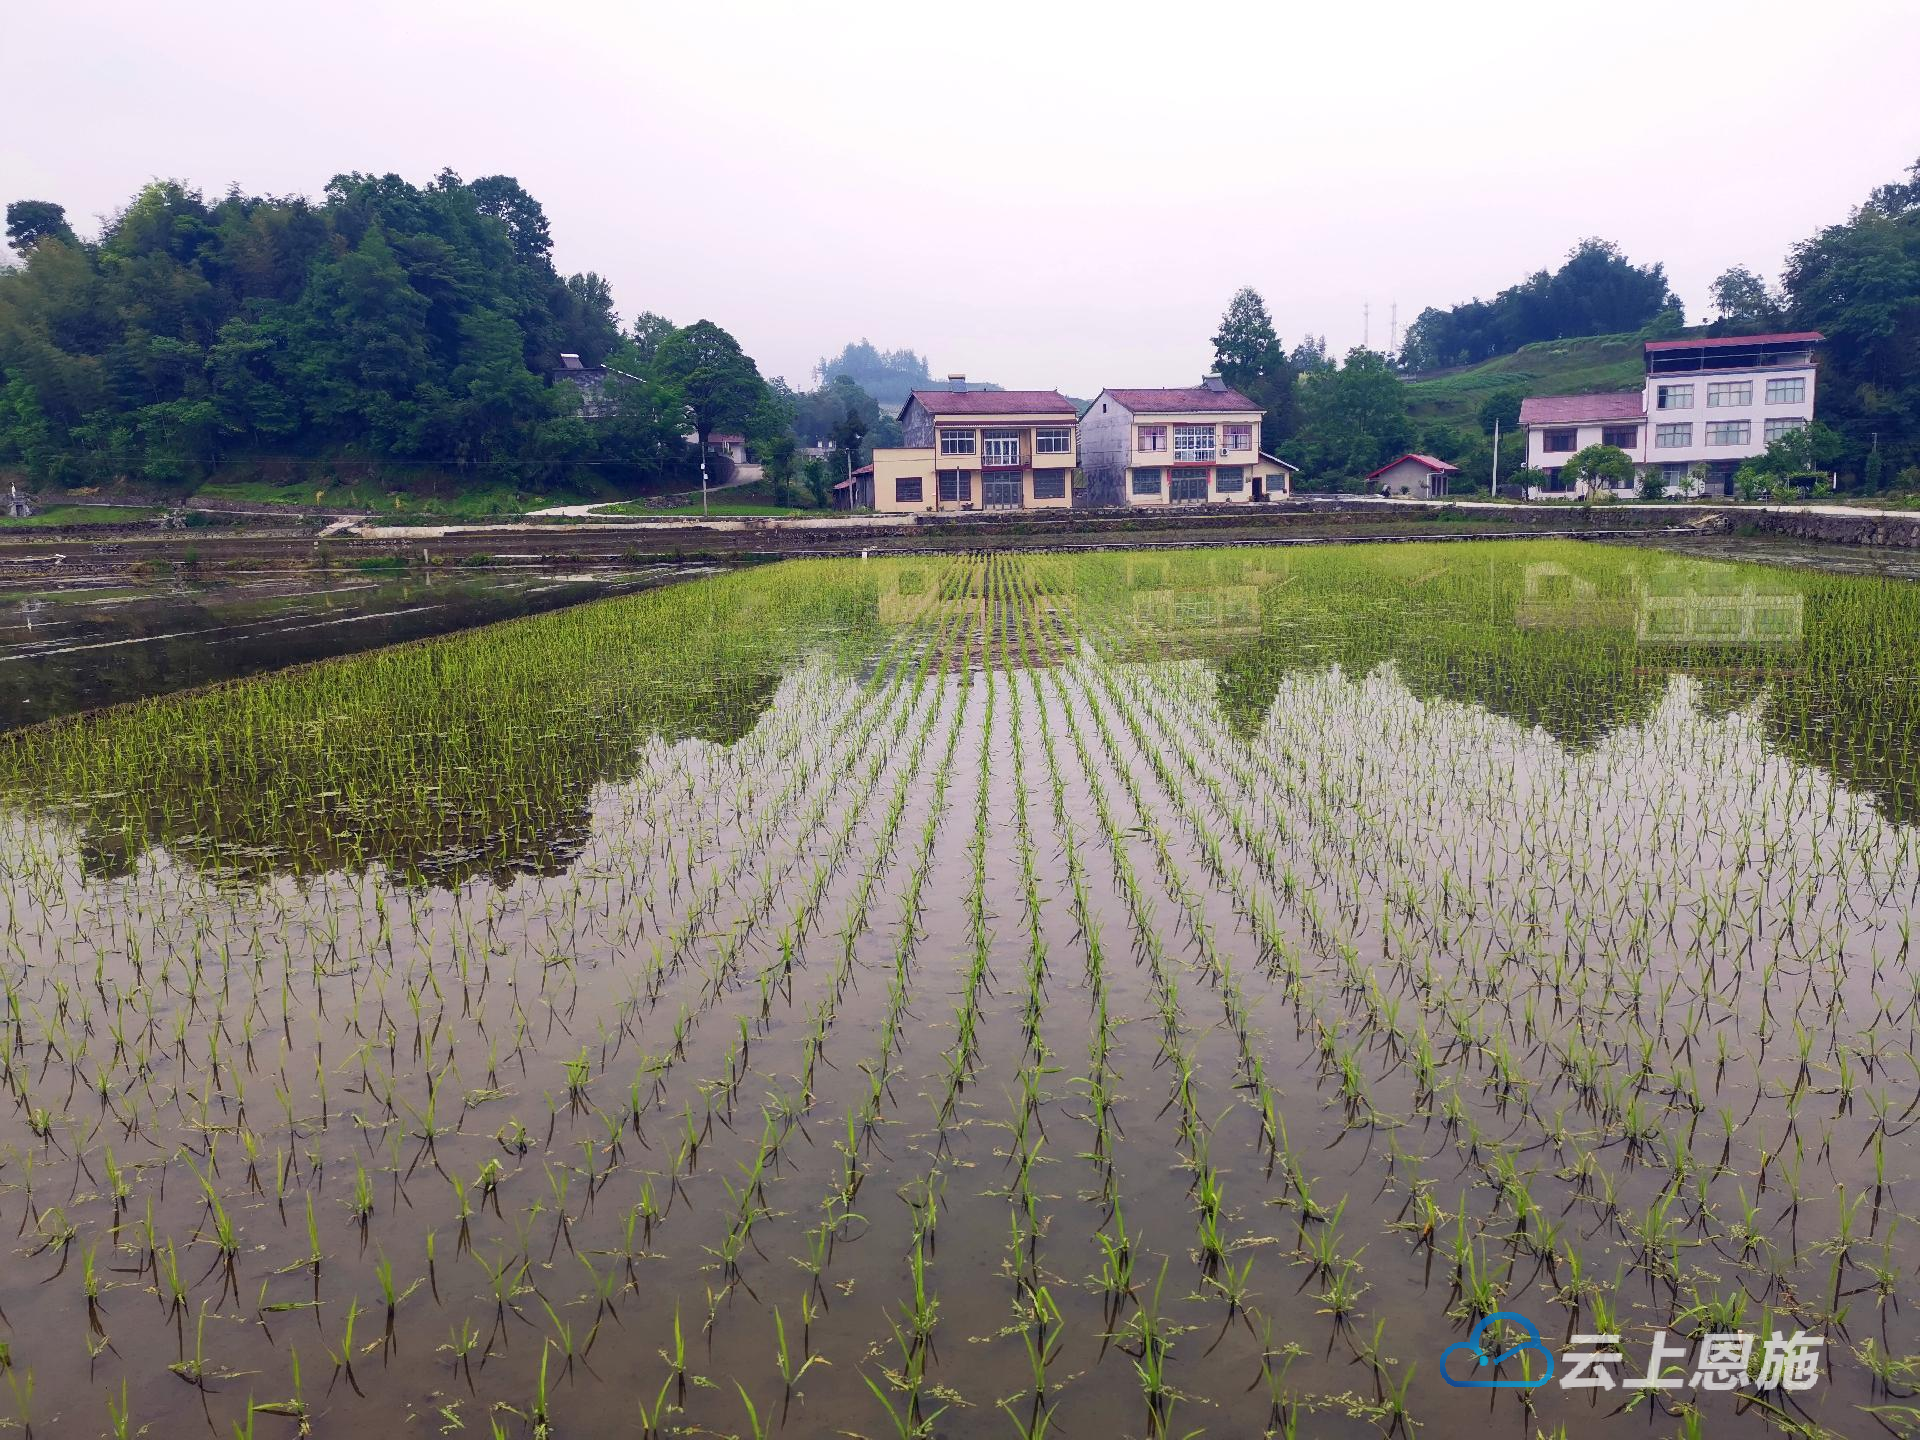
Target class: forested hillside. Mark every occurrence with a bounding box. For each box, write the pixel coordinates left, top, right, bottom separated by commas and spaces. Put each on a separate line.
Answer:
0, 173, 726, 495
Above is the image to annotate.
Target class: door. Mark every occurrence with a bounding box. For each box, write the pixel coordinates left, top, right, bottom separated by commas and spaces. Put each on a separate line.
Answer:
983, 472, 1024, 509
1169, 468, 1208, 503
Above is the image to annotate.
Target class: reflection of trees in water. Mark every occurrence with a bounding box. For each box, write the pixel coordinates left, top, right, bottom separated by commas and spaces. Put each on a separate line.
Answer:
1197, 543, 1918, 826
1, 566, 874, 889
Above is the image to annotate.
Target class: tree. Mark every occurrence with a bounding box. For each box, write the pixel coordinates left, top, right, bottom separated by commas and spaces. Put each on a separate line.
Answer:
468, 175, 553, 264
813, 340, 932, 408
628, 311, 675, 368
5, 200, 78, 256
652, 319, 766, 513
1783, 155, 1920, 484
1709, 265, 1783, 329
1289, 335, 1333, 375
1212, 286, 1298, 449
1477, 388, 1525, 437
1561, 443, 1636, 494
1399, 239, 1680, 370
1293, 349, 1413, 484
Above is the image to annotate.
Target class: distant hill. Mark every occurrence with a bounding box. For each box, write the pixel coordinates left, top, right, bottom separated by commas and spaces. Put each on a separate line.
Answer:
1401, 333, 1645, 430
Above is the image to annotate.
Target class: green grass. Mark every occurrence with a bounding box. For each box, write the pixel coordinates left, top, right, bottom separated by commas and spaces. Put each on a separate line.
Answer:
1401, 333, 1646, 429
195, 478, 606, 519
0, 504, 162, 528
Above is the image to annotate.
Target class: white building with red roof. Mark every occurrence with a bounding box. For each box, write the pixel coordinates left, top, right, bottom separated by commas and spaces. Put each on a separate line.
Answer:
1078, 375, 1296, 506
1521, 332, 1821, 498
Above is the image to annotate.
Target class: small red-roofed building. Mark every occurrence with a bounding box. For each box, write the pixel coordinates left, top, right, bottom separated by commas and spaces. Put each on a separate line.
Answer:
1366, 453, 1460, 499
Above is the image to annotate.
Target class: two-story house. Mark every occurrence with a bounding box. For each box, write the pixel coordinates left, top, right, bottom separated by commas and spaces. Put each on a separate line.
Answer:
868, 378, 1078, 513
1520, 332, 1821, 498
1078, 376, 1295, 506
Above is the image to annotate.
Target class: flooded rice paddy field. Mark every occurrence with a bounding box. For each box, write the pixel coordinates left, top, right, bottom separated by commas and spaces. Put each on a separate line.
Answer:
0, 565, 715, 731
0, 540, 1917, 1440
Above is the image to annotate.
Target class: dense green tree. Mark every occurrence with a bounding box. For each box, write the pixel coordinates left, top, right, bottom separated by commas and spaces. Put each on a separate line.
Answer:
1782, 157, 1920, 482
653, 319, 766, 508
627, 311, 676, 367
1293, 348, 1413, 483
1477, 387, 1525, 436
5, 200, 78, 255
1211, 286, 1298, 448
0, 171, 728, 493
1400, 239, 1680, 370
1561, 442, 1636, 491
1289, 335, 1333, 375
1709, 265, 1784, 329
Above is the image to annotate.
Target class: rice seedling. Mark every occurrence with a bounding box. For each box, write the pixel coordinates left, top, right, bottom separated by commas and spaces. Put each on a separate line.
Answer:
0, 543, 1914, 1435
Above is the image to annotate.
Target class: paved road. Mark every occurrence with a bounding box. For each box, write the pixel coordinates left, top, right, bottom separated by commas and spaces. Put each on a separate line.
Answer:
527, 464, 766, 518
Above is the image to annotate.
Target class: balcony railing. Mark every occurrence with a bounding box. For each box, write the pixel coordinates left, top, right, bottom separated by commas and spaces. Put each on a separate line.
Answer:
1173, 443, 1216, 463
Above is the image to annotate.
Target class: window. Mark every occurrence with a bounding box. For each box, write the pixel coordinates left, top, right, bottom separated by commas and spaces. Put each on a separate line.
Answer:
1223, 423, 1252, 452
1601, 425, 1639, 449
1169, 467, 1209, 502
1654, 423, 1692, 448
1035, 426, 1072, 454
1214, 466, 1244, 493
1705, 420, 1751, 446
1131, 467, 1162, 496
1766, 377, 1807, 405
1764, 417, 1806, 442
1031, 470, 1067, 500
937, 469, 972, 503
938, 429, 975, 456
1173, 425, 1216, 462
1657, 384, 1693, 410
1137, 425, 1166, 452
894, 476, 923, 503
981, 428, 1021, 467
1707, 381, 1753, 408
1543, 428, 1578, 453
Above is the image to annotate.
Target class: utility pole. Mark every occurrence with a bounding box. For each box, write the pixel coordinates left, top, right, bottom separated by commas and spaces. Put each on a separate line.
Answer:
1363, 302, 1370, 352
1389, 302, 1398, 361
1491, 418, 1500, 497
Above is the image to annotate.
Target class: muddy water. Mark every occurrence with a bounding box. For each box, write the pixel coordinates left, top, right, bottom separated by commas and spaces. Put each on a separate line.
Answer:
0, 542, 1916, 1439
0, 564, 720, 731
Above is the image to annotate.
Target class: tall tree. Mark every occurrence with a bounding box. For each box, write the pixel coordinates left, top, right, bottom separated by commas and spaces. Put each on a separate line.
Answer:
1294, 348, 1413, 484
652, 319, 766, 513
5, 200, 78, 255
1211, 286, 1298, 448
1709, 265, 1783, 328
628, 311, 676, 368
1783, 156, 1920, 483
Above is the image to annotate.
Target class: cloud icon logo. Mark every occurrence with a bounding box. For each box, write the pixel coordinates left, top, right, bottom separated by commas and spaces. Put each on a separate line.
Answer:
1440, 1312, 1556, 1388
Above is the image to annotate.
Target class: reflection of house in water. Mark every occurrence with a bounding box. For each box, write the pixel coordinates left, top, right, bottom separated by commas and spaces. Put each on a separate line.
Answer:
1514, 561, 1634, 629
1117, 553, 1275, 654
1638, 587, 1803, 646
1515, 559, 1803, 649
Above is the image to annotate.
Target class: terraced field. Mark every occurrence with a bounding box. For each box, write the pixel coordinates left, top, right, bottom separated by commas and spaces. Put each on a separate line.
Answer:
0, 543, 1916, 1439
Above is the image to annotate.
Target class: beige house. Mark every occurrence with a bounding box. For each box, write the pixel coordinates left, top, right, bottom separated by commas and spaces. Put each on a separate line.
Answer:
1077, 377, 1294, 506
868, 379, 1078, 513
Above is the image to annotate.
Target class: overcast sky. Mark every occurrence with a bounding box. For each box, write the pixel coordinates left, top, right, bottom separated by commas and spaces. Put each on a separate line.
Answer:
7, 1, 1917, 394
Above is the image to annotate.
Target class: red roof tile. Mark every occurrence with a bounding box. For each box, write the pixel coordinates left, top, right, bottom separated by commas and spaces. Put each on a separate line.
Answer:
907, 389, 1075, 417
1102, 386, 1259, 413
1366, 453, 1460, 480
1643, 331, 1822, 353
1518, 391, 1645, 425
